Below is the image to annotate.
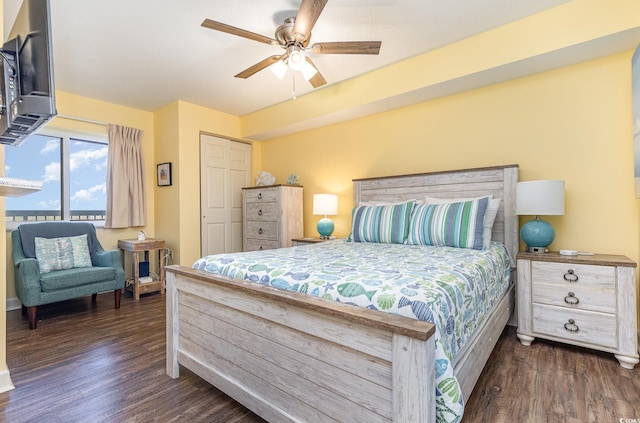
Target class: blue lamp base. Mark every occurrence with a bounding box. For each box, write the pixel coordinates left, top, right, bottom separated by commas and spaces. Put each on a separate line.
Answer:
520, 216, 555, 253
317, 217, 335, 239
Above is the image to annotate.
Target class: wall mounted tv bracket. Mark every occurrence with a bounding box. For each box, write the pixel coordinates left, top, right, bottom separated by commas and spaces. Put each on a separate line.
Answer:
0, 40, 18, 118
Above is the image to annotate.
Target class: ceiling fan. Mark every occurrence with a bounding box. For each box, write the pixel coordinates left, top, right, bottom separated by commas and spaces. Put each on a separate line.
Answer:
201, 0, 381, 88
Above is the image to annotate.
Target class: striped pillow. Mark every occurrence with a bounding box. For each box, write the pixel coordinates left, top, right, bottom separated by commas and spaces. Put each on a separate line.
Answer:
407, 197, 489, 249
349, 200, 415, 244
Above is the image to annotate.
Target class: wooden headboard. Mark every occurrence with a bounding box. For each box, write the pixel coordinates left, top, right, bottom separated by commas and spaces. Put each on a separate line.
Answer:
353, 164, 519, 264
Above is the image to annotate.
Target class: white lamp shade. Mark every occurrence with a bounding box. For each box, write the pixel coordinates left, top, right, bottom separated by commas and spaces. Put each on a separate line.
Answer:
313, 194, 338, 215
516, 180, 565, 216
269, 60, 288, 80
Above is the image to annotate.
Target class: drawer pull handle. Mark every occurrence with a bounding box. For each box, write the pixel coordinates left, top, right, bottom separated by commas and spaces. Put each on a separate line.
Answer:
564, 292, 579, 305
258, 193, 262, 199
258, 228, 263, 234
258, 209, 263, 216
564, 319, 579, 332
563, 269, 579, 283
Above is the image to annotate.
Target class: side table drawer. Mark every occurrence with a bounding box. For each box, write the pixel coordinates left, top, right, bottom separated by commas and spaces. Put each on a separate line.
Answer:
532, 303, 617, 349
532, 282, 615, 313
531, 261, 615, 288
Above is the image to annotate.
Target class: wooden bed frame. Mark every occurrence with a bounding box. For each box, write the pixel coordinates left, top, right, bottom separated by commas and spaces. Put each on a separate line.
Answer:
166, 164, 519, 422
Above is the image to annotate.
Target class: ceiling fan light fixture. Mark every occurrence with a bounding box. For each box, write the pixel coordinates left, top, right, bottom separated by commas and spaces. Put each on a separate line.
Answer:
287, 46, 305, 71
269, 59, 288, 80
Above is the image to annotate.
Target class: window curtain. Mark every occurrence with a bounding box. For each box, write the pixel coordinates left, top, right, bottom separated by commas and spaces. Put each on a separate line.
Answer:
105, 124, 147, 228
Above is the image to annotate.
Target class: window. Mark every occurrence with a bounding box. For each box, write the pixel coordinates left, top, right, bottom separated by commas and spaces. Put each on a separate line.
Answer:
5, 131, 108, 224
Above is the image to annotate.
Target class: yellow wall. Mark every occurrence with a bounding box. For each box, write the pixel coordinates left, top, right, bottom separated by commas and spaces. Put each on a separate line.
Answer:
259, 52, 638, 263
153, 100, 245, 266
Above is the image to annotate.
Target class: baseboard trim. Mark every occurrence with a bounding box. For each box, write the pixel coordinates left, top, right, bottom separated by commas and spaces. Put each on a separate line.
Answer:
0, 367, 14, 393
6, 297, 21, 311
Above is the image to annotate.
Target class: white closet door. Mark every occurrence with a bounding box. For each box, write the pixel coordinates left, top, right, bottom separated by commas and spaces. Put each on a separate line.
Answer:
200, 134, 250, 256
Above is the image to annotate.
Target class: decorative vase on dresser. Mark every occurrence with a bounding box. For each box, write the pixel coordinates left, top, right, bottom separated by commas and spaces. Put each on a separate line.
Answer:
242, 184, 303, 251
516, 252, 639, 369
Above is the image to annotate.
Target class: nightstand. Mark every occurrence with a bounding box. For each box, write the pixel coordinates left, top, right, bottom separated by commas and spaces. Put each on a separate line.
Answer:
291, 237, 333, 246
118, 238, 166, 300
516, 252, 638, 369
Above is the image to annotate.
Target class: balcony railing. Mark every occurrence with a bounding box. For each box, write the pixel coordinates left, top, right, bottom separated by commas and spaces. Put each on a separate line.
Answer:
6, 210, 106, 222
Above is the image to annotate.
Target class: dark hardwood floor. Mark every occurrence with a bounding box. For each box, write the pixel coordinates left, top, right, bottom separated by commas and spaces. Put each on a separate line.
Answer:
1, 292, 265, 423
1, 292, 638, 422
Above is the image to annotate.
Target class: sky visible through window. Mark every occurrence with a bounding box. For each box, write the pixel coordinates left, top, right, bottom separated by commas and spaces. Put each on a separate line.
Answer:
5, 134, 108, 212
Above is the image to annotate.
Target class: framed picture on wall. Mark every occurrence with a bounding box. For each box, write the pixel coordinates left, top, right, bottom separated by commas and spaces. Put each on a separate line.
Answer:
157, 162, 172, 186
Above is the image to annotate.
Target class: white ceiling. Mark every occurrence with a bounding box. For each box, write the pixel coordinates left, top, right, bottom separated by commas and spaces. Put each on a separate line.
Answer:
4, 0, 570, 117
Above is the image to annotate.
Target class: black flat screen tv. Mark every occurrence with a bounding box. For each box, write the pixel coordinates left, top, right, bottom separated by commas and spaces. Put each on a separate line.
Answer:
0, 0, 56, 146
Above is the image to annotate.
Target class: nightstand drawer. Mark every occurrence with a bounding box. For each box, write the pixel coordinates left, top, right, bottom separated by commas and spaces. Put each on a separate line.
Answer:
244, 238, 279, 252
245, 202, 279, 221
532, 303, 617, 349
245, 221, 278, 240
532, 282, 615, 313
532, 261, 615, 289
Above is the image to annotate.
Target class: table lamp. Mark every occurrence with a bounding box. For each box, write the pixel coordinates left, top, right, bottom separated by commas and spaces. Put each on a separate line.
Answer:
516, 180, 565, 253
313, 194, 338, 239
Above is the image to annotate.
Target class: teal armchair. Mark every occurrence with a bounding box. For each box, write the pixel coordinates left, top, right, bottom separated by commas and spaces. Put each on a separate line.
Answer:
12, 221, 125, 329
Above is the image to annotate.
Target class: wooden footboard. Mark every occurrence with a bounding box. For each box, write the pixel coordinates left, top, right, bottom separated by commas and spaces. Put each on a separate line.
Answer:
166, 265, 437, 423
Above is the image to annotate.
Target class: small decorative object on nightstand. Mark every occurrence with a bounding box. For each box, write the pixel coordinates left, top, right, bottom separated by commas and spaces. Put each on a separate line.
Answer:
516, 180, 565, 253
516, 251, 638, 369
313, 193, 338, 239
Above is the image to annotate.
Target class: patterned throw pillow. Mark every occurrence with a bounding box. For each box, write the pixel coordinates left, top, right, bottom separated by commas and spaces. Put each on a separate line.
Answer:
35, 234, 92, 273
349, 200, 414, 244
407, 196, 489, 250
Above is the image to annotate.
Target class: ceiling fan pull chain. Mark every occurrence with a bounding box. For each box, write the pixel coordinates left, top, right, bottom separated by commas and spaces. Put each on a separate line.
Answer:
292, 74, 297, 100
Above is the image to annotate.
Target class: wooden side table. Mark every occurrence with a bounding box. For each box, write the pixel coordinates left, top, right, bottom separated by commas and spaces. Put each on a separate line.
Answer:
516, 251, 638, 369
118, 238, 166, 300
291, 237, 329, 246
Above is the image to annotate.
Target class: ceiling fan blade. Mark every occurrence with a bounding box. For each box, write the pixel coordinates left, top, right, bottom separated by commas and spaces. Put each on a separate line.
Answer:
305, 57, 327, 88
202, 19, 279, 46
235, 55, 284, 79
312, 41, 382, 55
292, 0, 328, 43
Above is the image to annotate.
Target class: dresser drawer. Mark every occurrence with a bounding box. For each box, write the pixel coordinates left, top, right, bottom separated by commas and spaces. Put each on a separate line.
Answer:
245, 221, 278, 240
245, 202, 279, 221
532, 282, 615, 313
532, 303, 617, 349
244, 189, 279, 202
531, 261, 615, 289
244, 238, 279, 252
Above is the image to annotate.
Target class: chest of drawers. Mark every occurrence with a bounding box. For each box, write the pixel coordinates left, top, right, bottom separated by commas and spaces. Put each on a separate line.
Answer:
242, 185, 303, 251
516, 252, 638, 369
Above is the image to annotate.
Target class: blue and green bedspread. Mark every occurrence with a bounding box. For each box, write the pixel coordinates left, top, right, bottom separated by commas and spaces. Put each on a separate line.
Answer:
193, 239, 511, 423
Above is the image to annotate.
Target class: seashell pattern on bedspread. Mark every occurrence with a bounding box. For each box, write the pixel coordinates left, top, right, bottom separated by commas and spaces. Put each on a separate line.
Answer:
193, 239, 511, 423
